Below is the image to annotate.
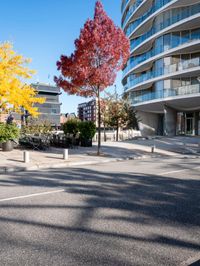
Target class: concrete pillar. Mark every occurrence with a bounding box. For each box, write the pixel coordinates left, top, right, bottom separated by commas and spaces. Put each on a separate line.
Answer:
164, 105, 177, 136
137, 111, 159, 137
195, 111, 200, 135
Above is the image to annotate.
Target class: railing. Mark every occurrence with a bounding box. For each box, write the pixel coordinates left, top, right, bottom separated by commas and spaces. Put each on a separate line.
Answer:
121, 0, 130, 14
123, 28, 200, 77
130, 3, 200, 51
126, 0, 172, 36
127, 57, 200, 88
122, 0, 143, 28
131, 84, 200, 104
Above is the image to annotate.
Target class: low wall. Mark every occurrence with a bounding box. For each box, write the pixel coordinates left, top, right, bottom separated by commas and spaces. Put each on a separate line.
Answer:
93, 129, 141, 142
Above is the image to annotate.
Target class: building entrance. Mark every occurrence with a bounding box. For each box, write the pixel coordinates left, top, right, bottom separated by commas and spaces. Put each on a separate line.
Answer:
177, 112, 195, 135
185, 114, 194, 135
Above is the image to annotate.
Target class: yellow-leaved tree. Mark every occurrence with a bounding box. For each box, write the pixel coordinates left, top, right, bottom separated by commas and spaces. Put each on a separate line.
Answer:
0, 42, 45, 117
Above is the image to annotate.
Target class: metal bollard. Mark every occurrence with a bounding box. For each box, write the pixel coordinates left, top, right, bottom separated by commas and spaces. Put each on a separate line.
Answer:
151, 140, 155, 153
63, 149, 68, 160
23, 151, 30, 163
151, 146, 155, 153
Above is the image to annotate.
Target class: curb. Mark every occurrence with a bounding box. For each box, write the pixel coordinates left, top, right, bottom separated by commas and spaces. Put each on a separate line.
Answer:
0, 152, 198, 174
180, 254, 200, 266
0, 154, 149, 174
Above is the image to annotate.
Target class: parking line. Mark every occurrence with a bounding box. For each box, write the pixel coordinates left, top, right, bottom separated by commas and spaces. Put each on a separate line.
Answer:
0, 189, 65, 202
160, 166, 200, 176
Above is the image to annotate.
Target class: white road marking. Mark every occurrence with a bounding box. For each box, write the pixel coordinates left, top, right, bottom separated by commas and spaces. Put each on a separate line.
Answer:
0, 189, 65, 202
1, 163, 199, 202
160, 166, 200, 175
155, 139, 173, 145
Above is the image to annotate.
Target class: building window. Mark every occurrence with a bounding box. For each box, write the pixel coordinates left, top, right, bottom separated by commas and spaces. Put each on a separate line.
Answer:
51, 109, 57, 114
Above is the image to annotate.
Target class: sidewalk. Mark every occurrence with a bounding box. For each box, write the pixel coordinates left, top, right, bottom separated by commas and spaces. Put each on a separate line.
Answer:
0, 144, 150, 174
0, 148, 121, 173
0, 137, 199, 173
127, 136, 200, 155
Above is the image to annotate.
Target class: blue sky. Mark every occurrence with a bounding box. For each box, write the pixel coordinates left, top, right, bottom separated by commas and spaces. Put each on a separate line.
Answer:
0, 0, 122, 114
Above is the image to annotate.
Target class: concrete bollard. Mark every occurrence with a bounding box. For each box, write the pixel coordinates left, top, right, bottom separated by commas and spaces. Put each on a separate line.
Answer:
63, 149, 68, 160
23, 151, 30, 163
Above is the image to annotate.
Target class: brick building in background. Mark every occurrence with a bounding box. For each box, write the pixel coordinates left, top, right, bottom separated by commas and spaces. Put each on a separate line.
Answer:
60, 113, 77, 125
78, 99, 97, 126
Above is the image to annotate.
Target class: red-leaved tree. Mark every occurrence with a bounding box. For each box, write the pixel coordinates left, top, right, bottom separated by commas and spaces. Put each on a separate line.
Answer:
55, 1, 130, 155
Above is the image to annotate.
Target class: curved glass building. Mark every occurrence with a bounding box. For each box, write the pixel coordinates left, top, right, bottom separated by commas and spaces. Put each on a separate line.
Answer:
122, 0, 200, 136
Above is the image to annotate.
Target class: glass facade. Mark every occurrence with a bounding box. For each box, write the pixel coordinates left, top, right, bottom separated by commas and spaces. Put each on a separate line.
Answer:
122, 0, 200, 136
130, 81, 200, 105
130, 3, 200, 50
122, 0, 200, 106
123, 28, 200, 76
122, 0, 143, 27
125, 0, 172, 36
127, 54, 200, 89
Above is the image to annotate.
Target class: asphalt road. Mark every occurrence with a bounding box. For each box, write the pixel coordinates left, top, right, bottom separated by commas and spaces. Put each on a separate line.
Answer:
0, 157, 199, 266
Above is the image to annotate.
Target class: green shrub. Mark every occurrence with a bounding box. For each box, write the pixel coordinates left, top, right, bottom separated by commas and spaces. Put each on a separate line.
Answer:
79, 121, 96, 140
63, 119, 80, 136
0, 123, 20, 143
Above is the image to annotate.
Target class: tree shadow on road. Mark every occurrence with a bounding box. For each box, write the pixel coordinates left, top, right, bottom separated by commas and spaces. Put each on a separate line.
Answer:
0, 166, 199, 227
0, 165, 199, 265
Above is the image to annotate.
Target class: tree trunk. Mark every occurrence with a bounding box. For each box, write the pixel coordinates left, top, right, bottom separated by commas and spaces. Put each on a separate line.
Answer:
103, 123, 106, 142
97, 88, 101, 155
116, 126, 119, 142
116, 119, 119, 142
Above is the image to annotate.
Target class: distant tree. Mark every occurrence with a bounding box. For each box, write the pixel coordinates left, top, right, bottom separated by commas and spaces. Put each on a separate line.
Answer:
125, 106, 139, 130
55, 1, 130, 155
99, 97, 110, 141
0, 42, 45, 117
123, 93, 139, 130
105, 92, 139, 141
105, 92, 127, 141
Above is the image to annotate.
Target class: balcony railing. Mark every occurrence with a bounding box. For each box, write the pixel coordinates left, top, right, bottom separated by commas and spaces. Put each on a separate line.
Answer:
126, 0, 172, 36
123, 28, 200, 78
122, 0, 143, 28
130, 3, 200, 51
127, 57, 200, 89
121, 0, 130, 14
131, 84, 200, 104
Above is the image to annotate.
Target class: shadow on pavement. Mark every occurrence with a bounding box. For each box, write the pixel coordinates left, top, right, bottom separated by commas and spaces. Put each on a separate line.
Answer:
0, 164, 199, 265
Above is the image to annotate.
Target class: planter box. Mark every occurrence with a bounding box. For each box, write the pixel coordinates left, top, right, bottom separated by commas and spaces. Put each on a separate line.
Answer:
2, 141, 13, 152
